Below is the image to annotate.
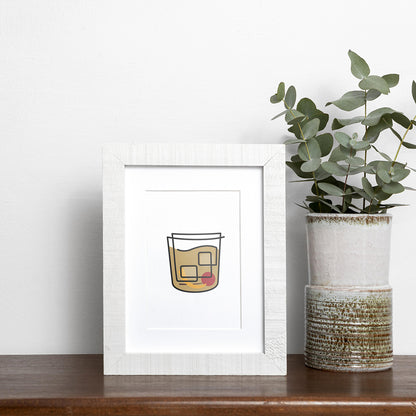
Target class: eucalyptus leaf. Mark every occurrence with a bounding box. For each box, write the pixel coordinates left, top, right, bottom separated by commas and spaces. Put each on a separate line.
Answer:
295, 202, 311, 211
375, 188, 392, 201
311, 182, 319, 195
362, 107, 397, 126
329, 146, 348, 162
367, 89, 382, 101
372, 145, 392, 161
348, 50, 370, 79
286, 161, 313, 178
270, 82, 285, 103
326, 90, 365, 111
359, 75, 390, 94
314, 166, 332, 181
402, 141, 416, 149
312, 111, 330, 131
389, 125, 403, 141
285, 86, 296, 108
334, 131, 351, 147
296, 98, 329, 130
346, 156, 365, 167
364, 116, 392, 142
306, 195, 342, 213
321, 162, 348, 176
271, 109, 288, 120
307, 138, 321, 159
393, 161, 406, 169
301, 158, 321, 172
362, 177, 376, 198
352, 186, 373, 202
296, 143, 309, 161
287, 116, 305, 126
297, 98, 316, 115
350, 165, 376, 175
332, 116, 365, 130
379, 203, 409, 208
271, 51, 416, 215
391, 112, 412, 129
376, 160, 394, 171
350, 140, 371, 150
284, 138, 305, 145
285, 109, 304, 123
377, 167, 391, 183
315, 133, 333, 156
340, 145, 355, 157
412, 81, 416, 104
382, 74, 399, 88
302, 118, 320, 139
318, 182, 345, 197
286, 123, 303, 140
382, 181, 405, 194
391, 168, 410, 182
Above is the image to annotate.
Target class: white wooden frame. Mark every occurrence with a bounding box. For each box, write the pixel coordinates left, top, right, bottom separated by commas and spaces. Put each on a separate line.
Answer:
103, 143, 286, 375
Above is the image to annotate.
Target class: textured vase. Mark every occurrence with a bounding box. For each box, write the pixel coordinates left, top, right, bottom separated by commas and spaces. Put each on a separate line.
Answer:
304, 213, 393, 372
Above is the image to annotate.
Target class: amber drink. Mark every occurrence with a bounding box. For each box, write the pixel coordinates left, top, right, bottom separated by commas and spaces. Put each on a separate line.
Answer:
167, 233, 224, 293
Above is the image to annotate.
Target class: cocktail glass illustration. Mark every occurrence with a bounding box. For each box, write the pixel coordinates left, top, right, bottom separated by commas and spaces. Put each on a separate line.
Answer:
167, 233, 224, 293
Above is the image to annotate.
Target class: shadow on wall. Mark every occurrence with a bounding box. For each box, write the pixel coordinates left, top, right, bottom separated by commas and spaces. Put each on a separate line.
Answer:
66, 194, 103, 353
286, 176, 309, 354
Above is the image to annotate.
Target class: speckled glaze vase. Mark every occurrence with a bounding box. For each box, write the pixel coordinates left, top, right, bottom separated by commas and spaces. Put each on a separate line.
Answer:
305, 213, 393, 372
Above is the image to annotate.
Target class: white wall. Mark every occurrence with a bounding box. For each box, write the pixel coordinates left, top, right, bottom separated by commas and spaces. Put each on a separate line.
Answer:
1, 0, 415, 354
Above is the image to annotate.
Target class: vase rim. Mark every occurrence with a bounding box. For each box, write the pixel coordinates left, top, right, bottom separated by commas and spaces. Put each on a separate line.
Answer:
306, 212, 392, 225
306, 213, 392, 217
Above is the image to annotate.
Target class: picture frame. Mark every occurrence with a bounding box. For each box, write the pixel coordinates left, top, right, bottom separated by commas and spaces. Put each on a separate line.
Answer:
103, 143, 286, 375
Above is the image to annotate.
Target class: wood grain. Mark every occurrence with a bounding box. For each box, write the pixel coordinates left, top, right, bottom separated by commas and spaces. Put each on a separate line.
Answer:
0, 355, 415, 415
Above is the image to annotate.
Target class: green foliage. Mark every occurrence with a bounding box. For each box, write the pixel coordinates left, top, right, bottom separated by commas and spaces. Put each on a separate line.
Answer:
383, 74, 399, 88
326, 91, 366, 111
348, 50, 370, 79
412, 81, 416, 104
270, 50, 416, 214
270, 82, 285, 103
359, 76, 390, 94
285, 86, 296, 108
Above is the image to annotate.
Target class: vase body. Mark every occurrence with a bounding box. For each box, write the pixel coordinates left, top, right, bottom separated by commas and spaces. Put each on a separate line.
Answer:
305, 213, 393, 372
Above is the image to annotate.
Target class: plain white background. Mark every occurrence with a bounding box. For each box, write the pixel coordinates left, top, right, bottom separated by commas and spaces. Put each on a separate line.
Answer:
1, 0, 415, 354
124, 166, 264, 353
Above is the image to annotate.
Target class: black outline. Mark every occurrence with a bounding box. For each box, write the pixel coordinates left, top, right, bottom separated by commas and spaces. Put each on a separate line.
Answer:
167, 237, 176, 291
179, 265, 198, 281
198, 251, 215, 266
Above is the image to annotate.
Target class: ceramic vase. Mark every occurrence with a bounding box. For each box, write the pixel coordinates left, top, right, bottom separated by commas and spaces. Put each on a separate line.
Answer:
304, 213, 393, 372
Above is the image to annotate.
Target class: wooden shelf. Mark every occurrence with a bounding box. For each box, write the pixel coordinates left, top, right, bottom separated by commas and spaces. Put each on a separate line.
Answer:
0, 354, 415, 415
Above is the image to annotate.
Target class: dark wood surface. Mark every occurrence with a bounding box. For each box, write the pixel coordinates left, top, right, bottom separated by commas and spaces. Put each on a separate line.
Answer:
0, 354, 415, 415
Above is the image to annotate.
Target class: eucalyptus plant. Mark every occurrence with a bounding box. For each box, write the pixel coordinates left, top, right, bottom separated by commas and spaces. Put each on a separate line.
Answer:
270, 50, 416, 213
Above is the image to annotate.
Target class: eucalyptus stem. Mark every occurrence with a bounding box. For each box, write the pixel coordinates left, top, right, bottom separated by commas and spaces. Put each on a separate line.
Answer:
271, 51, 416, 216
363, 90, 368, 211
341, 148, 353, 211
391, 114, 416, 168
284, 100, 323, 212
368, 198, 374, 213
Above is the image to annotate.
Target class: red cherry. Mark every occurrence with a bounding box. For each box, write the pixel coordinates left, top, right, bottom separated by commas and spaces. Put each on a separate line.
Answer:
201, 272, 216, 287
